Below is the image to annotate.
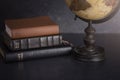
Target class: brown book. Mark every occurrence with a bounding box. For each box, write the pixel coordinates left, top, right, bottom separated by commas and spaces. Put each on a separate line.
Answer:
5, 16, 59, 39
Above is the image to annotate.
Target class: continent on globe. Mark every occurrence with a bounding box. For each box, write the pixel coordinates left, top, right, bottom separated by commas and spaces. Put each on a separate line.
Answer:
104, 0, 116, 6
70, 0, 91, 11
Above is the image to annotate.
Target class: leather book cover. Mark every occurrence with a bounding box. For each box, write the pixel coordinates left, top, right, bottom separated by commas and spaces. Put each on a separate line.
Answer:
0, 42, 72, 62
5, 16, 60, 39
1, 32, 63, 51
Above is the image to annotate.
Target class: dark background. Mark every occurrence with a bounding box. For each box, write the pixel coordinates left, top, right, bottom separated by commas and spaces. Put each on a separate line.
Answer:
0, 0, 120, 33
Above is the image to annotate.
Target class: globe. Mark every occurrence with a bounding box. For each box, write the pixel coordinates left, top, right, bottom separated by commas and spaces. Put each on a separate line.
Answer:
65, 0, 120, 62
65, 0, 119, 20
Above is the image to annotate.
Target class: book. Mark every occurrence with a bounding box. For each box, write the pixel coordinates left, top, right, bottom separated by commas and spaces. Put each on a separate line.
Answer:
0, 43, 72, 62
1, 32, 63, 51
5, 16, 59, 39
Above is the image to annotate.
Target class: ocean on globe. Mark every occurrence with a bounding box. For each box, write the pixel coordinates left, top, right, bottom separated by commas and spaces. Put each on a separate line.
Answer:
65, 0, 119, 20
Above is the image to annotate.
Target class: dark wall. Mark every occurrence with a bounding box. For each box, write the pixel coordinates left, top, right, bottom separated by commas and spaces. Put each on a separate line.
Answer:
0, 0, 120, 33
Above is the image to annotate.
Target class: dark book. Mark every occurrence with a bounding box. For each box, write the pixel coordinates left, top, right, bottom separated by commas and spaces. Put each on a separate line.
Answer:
1, 32, 62, 51
0, 42, 72, 62
5, 16, 59, 39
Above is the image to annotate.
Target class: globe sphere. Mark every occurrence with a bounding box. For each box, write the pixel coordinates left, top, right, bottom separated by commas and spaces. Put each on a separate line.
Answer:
65, 0, 119, 20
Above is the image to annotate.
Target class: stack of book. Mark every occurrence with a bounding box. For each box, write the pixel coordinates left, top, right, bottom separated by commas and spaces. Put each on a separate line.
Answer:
0, 16, 72, 62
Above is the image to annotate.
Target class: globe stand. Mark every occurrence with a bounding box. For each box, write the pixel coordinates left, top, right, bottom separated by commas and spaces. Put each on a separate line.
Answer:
73, 20, 105, 62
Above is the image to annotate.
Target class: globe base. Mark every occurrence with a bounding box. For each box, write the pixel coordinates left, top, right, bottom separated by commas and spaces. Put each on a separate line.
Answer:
72, 46, 105, 62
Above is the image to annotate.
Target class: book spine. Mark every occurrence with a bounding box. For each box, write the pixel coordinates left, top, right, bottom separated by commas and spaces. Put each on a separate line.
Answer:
6, 25, 60, 39
5, 35, 63, 51
5, 46, 72, 62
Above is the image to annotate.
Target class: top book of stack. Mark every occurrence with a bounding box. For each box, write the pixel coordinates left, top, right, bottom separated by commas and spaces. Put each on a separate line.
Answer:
5, 16, 59, 39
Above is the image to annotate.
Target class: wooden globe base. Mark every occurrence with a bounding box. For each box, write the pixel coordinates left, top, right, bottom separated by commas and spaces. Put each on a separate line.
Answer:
72, 20, 105, 62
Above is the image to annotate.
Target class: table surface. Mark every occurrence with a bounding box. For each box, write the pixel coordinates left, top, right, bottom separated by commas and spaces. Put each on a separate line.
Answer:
0, 33, 120, 80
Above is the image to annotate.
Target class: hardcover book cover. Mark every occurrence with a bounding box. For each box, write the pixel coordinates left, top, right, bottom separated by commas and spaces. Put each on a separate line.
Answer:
1, 32, 62, 51
0, 42, 72, 62
5, 16, 59, 39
